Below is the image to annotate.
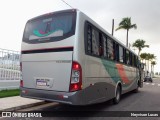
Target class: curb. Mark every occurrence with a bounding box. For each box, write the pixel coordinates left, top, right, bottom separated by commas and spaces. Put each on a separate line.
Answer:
1, 101, 46, 111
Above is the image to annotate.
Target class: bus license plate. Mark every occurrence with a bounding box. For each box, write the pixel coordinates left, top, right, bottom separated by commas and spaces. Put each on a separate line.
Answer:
36, 79, 48, 86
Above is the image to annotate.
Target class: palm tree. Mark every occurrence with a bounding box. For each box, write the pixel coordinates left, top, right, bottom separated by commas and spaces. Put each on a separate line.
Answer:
140, 53, 147, 62
145, 53, 151, 72
140, 53, 148, 74
132, 39, 149, 57
146, 53, 156, 73
149, 54, 156, 75
116, 17, 137, 47
151, 61, 156, 76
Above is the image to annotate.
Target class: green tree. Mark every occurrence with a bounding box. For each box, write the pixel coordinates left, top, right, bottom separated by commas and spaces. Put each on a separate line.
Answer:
132, 39, 149, 57
116, 17, 137, 47
151, 61, 156, 76
146, 53, 156, 73
145, 53, 151, 72
140, 53, 148, 72
149, 54, 156, 74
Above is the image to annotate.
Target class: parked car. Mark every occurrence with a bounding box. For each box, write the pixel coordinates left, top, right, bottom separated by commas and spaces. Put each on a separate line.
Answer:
144, 76, 153, 82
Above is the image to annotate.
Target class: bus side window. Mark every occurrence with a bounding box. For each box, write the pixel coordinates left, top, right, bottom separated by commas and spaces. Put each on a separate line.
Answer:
115, 43, 119, 62
113, 42, 116, 61
99, 33, 103, 57
126, 50, 130, 65
136, 57, 139, 68
123, 48, 125, 63
87, 25, 92, 54
119, 45, 124, 63
134, 56, 138, 67
92, 28, 100, 56
107, 38, 114, 60
102, 35, 107, 58
129, 52, 132, 66
135, 56, 138, 67
132, 54, 135, 67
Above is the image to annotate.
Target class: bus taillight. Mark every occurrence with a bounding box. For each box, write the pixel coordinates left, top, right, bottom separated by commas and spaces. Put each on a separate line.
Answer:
20, 62, 23, 87
69, 61, 82, 92
20, 80, 23, 87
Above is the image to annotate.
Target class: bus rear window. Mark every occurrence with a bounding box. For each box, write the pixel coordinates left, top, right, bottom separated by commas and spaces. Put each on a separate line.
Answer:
23, 11, 76, 43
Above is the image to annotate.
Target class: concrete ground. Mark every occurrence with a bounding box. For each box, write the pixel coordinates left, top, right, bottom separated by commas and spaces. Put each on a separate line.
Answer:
0, 96, 44, 111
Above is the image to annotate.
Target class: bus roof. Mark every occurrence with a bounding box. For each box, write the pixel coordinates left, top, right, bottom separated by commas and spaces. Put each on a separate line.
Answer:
27, 9, 137, 56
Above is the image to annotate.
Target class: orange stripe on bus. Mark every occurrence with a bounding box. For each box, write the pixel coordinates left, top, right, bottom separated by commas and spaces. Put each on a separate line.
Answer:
116, 64, 130, 84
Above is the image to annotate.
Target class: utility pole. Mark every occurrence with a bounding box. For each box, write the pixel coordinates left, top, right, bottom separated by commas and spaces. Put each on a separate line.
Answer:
112, 19, 114, 36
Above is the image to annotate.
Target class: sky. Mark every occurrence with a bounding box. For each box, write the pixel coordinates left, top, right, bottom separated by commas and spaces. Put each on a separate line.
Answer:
0, 0, 159, 72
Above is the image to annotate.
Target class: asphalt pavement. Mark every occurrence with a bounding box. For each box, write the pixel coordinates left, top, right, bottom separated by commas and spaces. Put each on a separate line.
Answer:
0, 78, 160, 120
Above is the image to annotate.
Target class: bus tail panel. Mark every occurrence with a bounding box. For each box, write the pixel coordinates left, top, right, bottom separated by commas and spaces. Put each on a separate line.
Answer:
20, 81, 115, 105
21, 51, 73, 92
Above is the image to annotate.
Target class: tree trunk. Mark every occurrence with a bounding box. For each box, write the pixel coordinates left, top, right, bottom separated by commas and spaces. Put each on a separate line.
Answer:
151, 63, 152, 74
147, 60, 149, 73
126, 29, 129, 47
138, 50, 140, 57
145, 59, 147, 76
153, 65, 154, 76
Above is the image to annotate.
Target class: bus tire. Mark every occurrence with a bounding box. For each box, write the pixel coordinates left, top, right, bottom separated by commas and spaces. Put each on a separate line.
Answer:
44, 100, 52, 103
133, 81, 139, 93
113, 85, 121, 104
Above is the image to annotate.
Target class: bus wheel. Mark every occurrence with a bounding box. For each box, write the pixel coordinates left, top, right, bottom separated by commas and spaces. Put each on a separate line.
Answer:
133, 81, 139, 93
44, 100, 52, 103
113, 85, 121, 104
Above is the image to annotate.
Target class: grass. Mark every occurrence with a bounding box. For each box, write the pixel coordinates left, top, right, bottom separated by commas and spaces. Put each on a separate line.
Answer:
0, 89, 20, 98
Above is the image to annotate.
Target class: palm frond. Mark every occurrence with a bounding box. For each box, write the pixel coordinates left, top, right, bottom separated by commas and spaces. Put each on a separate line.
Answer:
115, 26, 126, 31
130, 24, 137, 29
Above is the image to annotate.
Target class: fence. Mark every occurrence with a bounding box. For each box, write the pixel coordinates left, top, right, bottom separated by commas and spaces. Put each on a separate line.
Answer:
0, 48, 20, 80
0, 48, 20, 90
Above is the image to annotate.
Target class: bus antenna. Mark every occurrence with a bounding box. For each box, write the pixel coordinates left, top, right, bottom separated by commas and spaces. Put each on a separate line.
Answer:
61, 0, 74, 9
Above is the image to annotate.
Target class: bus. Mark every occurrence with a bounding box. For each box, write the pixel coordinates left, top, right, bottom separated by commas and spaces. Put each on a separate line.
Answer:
20, 9, 143, 105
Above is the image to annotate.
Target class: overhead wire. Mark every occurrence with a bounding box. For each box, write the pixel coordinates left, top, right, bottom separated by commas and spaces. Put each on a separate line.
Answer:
61, 0, 74, 9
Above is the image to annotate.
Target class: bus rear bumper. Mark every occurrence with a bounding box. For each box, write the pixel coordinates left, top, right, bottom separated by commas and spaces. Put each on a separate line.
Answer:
20, 87, 85, 105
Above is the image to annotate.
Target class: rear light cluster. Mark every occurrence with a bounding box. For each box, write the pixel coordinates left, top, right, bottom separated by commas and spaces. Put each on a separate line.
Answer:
20, 62, 23, 87
69, 61, 82, 92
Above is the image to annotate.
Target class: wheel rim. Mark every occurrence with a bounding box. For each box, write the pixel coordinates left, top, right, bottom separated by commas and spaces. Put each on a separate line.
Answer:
116, 87, 120, 101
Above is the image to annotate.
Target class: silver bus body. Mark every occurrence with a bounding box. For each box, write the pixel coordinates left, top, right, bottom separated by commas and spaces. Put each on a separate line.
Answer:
20, 9, 140, 105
